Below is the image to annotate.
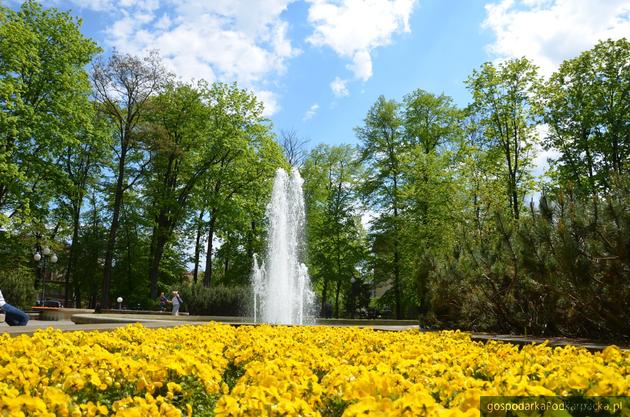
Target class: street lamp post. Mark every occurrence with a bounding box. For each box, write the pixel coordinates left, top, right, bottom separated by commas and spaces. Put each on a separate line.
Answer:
34, 246, 58, 305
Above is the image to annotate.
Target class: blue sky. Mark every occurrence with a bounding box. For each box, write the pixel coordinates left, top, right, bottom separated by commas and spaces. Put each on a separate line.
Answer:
13, 0, 630, 149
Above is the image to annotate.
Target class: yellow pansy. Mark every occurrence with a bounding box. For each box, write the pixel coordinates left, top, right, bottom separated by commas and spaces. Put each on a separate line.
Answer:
0, 323, 627, 416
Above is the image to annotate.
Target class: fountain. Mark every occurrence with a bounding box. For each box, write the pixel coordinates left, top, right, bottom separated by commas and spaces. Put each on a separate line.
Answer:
251, 168, 315, 324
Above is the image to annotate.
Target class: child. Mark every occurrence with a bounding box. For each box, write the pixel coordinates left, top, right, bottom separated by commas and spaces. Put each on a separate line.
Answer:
159, 292, 168, 312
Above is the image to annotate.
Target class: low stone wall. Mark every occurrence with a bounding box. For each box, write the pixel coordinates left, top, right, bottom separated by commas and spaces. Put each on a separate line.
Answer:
71, 313, 248, 325
318, 318, 417, 326
100, 309, 188, 315
32, 307, 94, 321
70, 314, 417, 327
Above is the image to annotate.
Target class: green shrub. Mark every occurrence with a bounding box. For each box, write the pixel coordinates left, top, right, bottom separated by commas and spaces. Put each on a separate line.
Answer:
179, 284, 252, 316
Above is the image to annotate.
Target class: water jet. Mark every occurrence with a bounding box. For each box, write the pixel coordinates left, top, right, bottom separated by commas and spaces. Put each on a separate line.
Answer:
251, 168, 314, 324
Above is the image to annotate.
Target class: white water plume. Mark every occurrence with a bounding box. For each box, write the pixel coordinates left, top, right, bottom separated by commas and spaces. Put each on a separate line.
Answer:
251, 168, 314, 324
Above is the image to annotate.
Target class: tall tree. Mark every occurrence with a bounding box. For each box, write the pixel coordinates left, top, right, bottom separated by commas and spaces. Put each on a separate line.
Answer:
303, 144, 366, 317
196, 84, 283, 287
0, 1, 100, 227
356, 96, 406, 319
466, 58, 540, 219
212, 133, 286, 285
92, 51, 168, 307
143, 82, 209, 299
279, 129, 308, 168
188, 131, 285, 287
55, 113, 110, 306
543, 38, 630, 198
401, 89, 463, 319
142, 82, 279, 298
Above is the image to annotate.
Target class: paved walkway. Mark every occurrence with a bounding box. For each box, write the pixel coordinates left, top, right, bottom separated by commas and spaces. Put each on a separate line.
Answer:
0, 318, 213, 336
0, 319, 76, 328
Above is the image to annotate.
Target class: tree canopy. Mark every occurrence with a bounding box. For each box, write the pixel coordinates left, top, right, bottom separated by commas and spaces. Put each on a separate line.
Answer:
0, 1, 627, 339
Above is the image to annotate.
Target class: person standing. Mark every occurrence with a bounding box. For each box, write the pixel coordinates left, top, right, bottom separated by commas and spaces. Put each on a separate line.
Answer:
170, 290, 183, 316
159, 292, 168, 312
0, 289, 29, 326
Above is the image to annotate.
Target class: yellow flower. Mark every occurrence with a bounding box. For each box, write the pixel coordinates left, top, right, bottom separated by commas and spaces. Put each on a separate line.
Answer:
0, 322, 627, 417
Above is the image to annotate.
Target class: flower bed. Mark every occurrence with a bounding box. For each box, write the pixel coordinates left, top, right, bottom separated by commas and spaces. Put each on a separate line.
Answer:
0, 324, 628, 416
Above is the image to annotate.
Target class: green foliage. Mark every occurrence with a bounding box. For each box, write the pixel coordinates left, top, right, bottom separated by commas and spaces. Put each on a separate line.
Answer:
222, 363, 246, 391
303, 144, 368, 318
0, 0, 101, 227
319, 397, 350, 417
171, 374, 219, 417
187, 82, 287, 289
355, 96, 406, 318
0, 1, 627, 340
353, 90, 465, 320
179, 284, 252, 316
429, 182, 630, 339
466, 57, 541, 219
542, 38, 630, 197
400, 89, 465, 319
0, 265, 36, 309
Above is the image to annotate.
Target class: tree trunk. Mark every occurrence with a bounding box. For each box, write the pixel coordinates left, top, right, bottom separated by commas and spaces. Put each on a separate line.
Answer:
223, 241, 230, 279
511, 179, 520, 219
64, 207, 81, 307
192, 210, 205, 284
334, 278, 341, 318
148, 233, 167, 299
74, 280, 82, 308
392, 175, 402, 319
336, 229, 342, 317
393, 241, 401, 319
126, 220, 134, 298
321, 278, 329, 316
246, 220, 256, 260
101, 142, 127, 307
203, 210, 217, 287
149, 211, 175, 299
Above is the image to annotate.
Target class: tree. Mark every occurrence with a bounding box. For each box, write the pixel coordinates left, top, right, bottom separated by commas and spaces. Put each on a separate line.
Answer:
0, 1, 101, 227
55, 113, 110, 306
193, 84, 284, 288
72, 191, 107, 307
188, 132, 285, 287
212, 133, 287, 286
303, 144, 366, 317
466, 58, 540, 219
143, 81, 213, 299
279, 129, 309, 168
92, 51, 169, 307
400, 89, 463, 319
356, 96, 406, 319
543, 38, 630, 199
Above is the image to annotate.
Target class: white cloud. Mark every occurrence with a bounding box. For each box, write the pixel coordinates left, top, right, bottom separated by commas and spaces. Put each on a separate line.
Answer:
330, 76, 350, 97
56, 0, 159, 12
74, 0, 300, 116
255, 90, 281, 118
51, 0, 113, 11
307, 0, 416, 81
483, 0, 630, 75
302, 103, 320, 121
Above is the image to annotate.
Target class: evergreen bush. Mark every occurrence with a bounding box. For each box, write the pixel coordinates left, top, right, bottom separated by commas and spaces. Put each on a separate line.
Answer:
179, 284, 252, 316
